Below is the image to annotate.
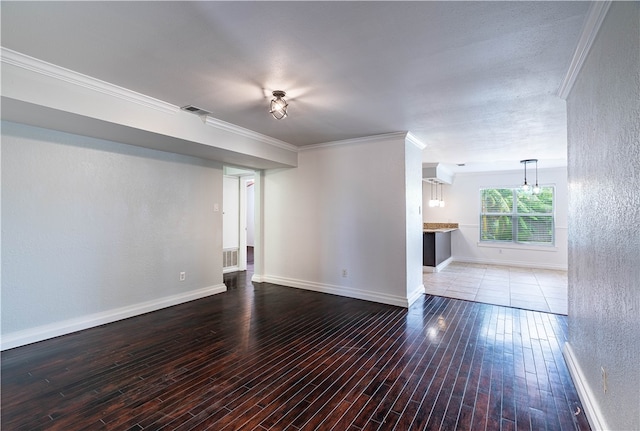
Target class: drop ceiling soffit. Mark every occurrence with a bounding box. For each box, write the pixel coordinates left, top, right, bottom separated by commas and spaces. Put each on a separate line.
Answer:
0, 47, 298, 153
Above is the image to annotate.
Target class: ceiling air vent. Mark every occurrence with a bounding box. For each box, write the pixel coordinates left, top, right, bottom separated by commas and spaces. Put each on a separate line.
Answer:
180, 105, 212, 117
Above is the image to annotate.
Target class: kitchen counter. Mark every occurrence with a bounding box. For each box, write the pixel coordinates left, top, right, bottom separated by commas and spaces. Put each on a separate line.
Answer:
423, 222, 458, 271
423, 222, 459, 231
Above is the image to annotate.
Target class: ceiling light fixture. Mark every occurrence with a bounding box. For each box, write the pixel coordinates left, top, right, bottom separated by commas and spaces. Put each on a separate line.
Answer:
429, 181, 438, 207
428, 180, 445, 208
520, 159, 540, 195
269, 90, 288, 120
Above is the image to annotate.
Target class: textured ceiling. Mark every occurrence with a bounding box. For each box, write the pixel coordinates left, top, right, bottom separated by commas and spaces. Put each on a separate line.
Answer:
1, 1, 590, 172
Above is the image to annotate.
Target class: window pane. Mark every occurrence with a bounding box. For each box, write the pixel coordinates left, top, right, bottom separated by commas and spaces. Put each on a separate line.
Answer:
481, 188, 513, 213
516, 187, 554, 214
517, 216, 554, 244
481, 215, 513, 241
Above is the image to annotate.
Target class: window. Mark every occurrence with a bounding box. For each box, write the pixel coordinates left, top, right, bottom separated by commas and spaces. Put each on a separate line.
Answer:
480, 187, 554, 245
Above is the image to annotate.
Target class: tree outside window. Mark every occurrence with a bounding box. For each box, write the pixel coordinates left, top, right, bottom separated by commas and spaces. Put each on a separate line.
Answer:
480, 187, 554, 245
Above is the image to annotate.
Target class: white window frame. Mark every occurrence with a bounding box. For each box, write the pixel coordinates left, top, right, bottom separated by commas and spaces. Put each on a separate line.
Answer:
479, 186, 555, 246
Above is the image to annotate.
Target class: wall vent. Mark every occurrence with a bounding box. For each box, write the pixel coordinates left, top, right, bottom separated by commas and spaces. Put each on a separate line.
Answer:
180, 105, 212, 117
223, 248, 239, 269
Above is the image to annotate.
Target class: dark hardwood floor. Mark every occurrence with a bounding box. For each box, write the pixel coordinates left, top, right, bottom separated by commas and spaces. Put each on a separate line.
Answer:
2, 270, 590, 430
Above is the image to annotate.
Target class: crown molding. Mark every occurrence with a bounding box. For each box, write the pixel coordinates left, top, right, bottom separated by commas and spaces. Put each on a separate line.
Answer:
406, 132, 426, 150
1, 47, 298, 153
1, 47, 179, 114
300, 131, 411, 151
557, 1, 612, 100
204, 117, 298, 152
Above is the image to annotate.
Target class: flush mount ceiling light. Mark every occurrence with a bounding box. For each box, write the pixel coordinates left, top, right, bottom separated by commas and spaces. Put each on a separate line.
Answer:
269, 90, 288, 120
520, 159, 540, 195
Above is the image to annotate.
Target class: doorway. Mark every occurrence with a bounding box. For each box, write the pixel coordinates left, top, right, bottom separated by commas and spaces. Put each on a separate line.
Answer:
222, 166, 256, 275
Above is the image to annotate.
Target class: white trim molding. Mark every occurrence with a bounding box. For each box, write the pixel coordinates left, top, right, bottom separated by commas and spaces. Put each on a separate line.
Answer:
406, 132, 427, 150
563, 343, 610, 431
422, 256, 454, 273
1, 284, 227, 351
261, 275, 412, 308
205, 116, 298, 152
300, 131, 410, 151
251, 274, 265, 284
407, 284, 426, 307
557, 1, 612, 99
1, 47, 179, 114
1, 47, 298, 154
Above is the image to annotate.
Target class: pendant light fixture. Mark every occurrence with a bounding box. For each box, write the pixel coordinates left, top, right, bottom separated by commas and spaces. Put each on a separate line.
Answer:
269, 90, 288, 120
520, 159, 540, 194
429, 181, 438, 207
532, 159, 540, 195
428, 180, 445, 208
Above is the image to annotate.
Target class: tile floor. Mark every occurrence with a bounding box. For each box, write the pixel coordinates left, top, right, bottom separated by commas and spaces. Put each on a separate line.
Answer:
423, 262, 568, 315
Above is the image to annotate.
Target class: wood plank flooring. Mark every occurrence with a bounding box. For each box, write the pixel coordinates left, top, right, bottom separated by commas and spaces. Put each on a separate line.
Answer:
2, 272, 590, 430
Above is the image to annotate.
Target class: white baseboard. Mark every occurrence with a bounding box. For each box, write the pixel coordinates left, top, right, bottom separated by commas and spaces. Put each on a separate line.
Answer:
261, 275, 411, 308
563, 343, 610, 430
223, 266, 239, 274
407, 284, 425, 307
423, 256, 454, 273
1, 284, 227, 351
453, 256, 568, 271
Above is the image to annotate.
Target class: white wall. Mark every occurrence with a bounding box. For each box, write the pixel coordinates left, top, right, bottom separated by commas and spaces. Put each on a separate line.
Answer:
261, 133, 423, 307
246, 181, 255, 247
223, 175, 240, 249
404, 137, 425, 304
1, 121, 225, 349
565, 3, 640, 430
422, 167, 568, 270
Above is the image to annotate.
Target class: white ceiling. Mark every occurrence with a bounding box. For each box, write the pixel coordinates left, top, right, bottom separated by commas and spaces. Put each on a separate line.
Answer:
1, 1, 590, 172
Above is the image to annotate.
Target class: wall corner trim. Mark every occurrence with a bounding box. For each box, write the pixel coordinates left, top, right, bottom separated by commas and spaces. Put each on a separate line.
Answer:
562, 343, 610, 431
557, 1, 612, 99
251, 274, 265, 283
407, 284, 426, 307
406, 132, 427, 150
1, 284, 227, 351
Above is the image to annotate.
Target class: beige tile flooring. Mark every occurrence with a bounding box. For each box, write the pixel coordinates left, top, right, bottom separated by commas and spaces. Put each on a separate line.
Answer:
423, 262, 568, 315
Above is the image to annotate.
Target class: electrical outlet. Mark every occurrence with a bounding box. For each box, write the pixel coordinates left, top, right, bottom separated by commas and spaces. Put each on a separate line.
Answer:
179, 272, 186, 281
601, 367, 607, 393
342, 269, 348, 278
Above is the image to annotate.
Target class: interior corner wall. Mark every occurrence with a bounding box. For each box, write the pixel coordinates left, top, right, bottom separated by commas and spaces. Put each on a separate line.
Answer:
565, 2, 640, 430
404, 139, 425, 305
1, 121, 225, 349
262, 136, 411, 307
422, 168, 568, 270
